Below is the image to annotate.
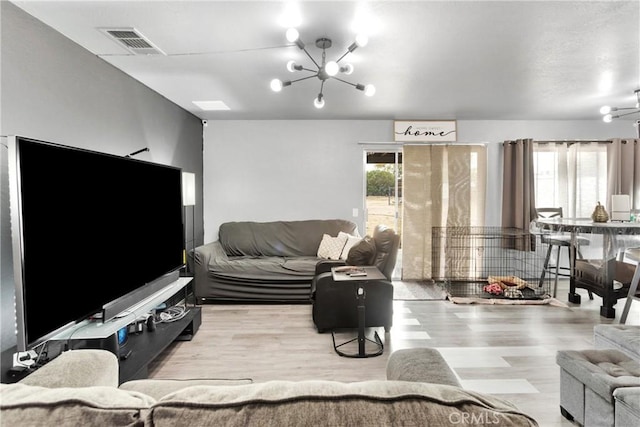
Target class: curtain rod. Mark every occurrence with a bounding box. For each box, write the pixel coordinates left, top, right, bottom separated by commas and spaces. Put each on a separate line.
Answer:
533, 139, 611, 144
358, 141, 487, 146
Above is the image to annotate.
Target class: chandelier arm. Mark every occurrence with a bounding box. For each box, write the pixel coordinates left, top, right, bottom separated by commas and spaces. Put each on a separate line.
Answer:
330, 76, 358, 88
301, 67, 318, 73
612, 109, 640, 119
319, 80, 325, 96
290, 75, 319, 84
301, 47, 321, 69
612, 107, 640, 112
335, 51, 351, 63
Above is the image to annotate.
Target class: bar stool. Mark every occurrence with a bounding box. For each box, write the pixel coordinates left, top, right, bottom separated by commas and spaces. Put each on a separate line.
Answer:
537, 208, 591, 298
621, 247, 640, 324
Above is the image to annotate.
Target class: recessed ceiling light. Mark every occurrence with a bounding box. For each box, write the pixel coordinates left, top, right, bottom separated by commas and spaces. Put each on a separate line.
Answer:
192, 100, 230, 111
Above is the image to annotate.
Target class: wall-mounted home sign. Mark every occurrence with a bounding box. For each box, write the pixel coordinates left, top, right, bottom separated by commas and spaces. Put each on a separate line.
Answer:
394, 120, 457, 142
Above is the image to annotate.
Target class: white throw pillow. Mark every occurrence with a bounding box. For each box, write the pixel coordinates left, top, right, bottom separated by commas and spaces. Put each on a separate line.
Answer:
317, 233, 348, 260
338, 232, 363, 260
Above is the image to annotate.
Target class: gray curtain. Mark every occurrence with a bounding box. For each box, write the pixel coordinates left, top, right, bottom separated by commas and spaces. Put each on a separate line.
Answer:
502, 139, 537, 250
607, 138, 640, 212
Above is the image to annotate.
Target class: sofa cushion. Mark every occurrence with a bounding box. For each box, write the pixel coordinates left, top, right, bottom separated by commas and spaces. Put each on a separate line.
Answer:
0, 383, 155, 427
317, 233, 348, 260
219, 219, 358, 257
594, 325, 640, 362
614, 386, 640, 427
556, 349, 640, 402
19, 349, 119, 389
146, 380, 538, 426
120, 378, 253, 401
386, 348, 461, 386
346, 235, 376, 266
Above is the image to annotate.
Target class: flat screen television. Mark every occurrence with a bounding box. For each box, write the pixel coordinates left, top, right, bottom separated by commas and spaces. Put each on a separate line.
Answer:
8, 136, 185, 352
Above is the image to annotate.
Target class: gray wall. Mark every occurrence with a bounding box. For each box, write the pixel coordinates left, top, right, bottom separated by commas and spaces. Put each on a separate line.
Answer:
0, 2, 203, 352
203, 120, 392, 241
204, 119, 636, 240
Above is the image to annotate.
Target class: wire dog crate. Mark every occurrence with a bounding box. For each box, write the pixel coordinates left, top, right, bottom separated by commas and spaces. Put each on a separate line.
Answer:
432, 227, 551, 299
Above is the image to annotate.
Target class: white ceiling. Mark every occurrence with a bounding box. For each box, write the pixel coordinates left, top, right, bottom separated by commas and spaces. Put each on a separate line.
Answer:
11, 0, 640, 121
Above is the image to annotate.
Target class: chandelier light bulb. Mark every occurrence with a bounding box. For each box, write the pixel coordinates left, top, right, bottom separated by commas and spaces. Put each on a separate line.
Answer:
364, 84, 376, 97
270, 79, 283, 92
599, 105, 612, 115
355, 34, 369, 47
286, 28, 299, 43
325, 61, 339, 76
603, 114, 613, 123
314, 95, 325, 109
341, 64, 354, 75
286, 60, 297, 72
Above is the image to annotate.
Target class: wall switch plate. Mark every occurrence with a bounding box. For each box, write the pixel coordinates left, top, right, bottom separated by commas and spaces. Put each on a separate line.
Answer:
352, 208, 359, 217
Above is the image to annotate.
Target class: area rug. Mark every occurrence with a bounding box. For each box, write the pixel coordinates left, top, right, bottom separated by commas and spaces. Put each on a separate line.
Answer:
392, 280, 448, 300
447, 294, 569, 307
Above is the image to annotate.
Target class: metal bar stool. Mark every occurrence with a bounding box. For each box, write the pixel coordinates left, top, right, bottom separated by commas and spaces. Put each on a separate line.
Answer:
537, 208, 591, 298
621, 247, 640, 324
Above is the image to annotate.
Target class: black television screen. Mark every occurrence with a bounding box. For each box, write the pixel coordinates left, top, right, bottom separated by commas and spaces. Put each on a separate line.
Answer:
9, 136, 185, 351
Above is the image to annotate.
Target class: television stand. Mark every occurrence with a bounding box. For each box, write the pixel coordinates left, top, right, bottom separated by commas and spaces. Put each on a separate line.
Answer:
62, 277, 200, 383
1, 277, 201, 384
67, 305, 201, 383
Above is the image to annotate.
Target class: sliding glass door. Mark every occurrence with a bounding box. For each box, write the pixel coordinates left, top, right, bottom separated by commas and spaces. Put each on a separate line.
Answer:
365, 150, 402, 279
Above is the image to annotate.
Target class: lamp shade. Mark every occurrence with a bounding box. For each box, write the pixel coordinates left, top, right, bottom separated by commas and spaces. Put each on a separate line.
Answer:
182, 172, 196, 206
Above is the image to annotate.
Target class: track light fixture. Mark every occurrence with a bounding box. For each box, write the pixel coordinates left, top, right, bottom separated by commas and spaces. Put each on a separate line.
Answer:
270, 28, 375, 109
600, 89, 640, 123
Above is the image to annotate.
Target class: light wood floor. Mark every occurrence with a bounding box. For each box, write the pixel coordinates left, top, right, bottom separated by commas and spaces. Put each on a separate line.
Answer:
148, 280, 640, 427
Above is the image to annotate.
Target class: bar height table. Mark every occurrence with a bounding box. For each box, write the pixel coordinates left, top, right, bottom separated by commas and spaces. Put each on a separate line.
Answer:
533, 218, 640, 317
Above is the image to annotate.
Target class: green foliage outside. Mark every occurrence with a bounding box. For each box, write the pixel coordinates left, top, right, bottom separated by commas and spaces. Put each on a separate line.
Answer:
367, 169, 395, 196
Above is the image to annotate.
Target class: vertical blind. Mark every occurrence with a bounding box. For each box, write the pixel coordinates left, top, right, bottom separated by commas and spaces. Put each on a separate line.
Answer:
402, 144, 487, 280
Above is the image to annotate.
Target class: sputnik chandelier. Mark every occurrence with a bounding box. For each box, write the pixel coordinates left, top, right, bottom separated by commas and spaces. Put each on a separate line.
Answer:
600, 89, 640, 123
270, 28, 375, 109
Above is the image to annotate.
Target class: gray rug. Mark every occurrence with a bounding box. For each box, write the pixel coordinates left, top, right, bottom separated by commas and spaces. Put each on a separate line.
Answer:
447, 294, 569, 307
392, 280, 448, 300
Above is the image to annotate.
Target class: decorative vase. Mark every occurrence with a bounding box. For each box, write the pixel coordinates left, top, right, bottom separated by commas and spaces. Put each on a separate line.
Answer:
591, 202, 609, 223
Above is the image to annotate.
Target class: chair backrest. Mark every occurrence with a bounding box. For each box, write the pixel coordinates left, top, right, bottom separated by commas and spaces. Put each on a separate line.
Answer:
536, 207, 563, 219
372, 225, 400, 281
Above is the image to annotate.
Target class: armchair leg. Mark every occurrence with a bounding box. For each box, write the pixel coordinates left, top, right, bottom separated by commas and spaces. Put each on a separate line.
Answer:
568, 292, 582, 304
600, 305, 616, 318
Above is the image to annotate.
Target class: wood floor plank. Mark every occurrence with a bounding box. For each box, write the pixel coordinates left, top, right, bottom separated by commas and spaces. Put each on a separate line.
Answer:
148, 280, 639, 426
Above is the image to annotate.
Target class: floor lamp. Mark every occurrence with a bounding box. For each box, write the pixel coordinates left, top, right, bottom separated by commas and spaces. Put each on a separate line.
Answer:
182, 172, 196, 275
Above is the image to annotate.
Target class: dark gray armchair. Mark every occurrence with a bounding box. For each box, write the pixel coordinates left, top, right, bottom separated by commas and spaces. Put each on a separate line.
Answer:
310, 225, 399, 333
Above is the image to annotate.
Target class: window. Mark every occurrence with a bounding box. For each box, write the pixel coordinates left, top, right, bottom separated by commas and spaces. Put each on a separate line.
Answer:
533, 142, 607, 218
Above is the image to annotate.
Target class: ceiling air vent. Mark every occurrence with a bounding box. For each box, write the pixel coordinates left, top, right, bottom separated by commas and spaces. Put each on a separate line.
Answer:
100, 28, 166, 56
